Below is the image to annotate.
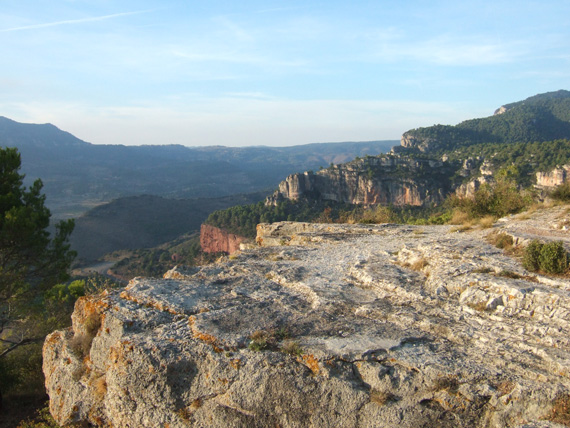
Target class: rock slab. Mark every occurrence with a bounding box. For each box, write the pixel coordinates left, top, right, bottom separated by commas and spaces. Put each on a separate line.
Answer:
44, 210, 570, 427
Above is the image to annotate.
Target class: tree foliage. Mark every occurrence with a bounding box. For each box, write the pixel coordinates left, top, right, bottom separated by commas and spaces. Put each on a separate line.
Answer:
0, 147, 76, 360
406, 90, 570, 152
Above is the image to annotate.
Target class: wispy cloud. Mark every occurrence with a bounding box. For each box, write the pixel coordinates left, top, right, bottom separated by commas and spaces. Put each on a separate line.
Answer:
0, 10, 153, 33
363, 33, 527, 66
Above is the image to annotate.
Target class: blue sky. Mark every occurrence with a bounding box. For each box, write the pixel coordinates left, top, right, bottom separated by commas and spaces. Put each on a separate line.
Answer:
0, 0, 568, 146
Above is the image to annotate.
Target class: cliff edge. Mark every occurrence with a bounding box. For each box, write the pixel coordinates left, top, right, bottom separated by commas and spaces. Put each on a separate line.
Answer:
44, 206, 570, 427
266, 155, 454, 207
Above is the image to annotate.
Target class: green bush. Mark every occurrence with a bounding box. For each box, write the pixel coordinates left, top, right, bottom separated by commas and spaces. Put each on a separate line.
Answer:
523, 240, 569, 274
451, 171, 532, 221
523, 240, 543, 272
539, 241, 568, 274
551, 182, 570, 201
17, 405, 62, 428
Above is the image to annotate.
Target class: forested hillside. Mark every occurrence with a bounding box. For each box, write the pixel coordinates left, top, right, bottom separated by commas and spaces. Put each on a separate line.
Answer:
403, 90, 570, 152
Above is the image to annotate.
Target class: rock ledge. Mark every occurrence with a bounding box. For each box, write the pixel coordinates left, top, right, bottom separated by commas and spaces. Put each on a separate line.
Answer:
44, 208, 570, 427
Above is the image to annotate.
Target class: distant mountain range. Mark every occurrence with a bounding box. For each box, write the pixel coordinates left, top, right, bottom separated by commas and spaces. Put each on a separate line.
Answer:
0, 116, 395, 219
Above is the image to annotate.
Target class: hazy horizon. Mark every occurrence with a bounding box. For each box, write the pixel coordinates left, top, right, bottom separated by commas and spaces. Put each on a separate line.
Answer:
1, 1, 568, 147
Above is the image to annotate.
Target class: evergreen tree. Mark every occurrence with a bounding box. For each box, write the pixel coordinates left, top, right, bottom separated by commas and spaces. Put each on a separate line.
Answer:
0, 147, 76, 360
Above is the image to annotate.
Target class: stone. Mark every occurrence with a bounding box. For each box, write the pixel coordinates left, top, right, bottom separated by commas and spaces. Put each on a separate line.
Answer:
44, 206, 570, 427
200, 224, 245, 254
536, 164, 570, 188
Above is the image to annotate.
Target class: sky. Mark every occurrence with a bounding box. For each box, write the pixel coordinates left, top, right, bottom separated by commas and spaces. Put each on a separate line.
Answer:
0, 0, 569, 147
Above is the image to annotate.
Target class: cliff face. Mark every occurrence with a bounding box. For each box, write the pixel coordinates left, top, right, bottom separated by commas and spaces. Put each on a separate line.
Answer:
266, 155, 453, 207
536, 164, 570, 187
200, 224, 244, 254
400, 131, 436, 152
44, 206, 570, 427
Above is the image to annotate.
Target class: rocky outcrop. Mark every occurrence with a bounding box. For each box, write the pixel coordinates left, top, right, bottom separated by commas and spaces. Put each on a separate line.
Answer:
44, 206, 570, 427
400, 131, 436, 152
200, 224, 244, 254
494, 105, 509, 115
266, 155, 454, 207
536, 164, 570, 188
455, 176, 493, 199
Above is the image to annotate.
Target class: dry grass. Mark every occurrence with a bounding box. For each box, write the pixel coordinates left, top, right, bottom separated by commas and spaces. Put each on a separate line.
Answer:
495, 380, 516, 396
92, 374, 107, 400
70, 333, 94, 358
370, 389, 398, 406
450, 222, 474, 233
478, 215, 496, 228
486, 231, 514, 250
449, 209, 470, 225
473, 267, 493, 274
432, 375, 459, 393
410, 258, 429, 271
547, 393, 570, 425
467, 301, 488, 312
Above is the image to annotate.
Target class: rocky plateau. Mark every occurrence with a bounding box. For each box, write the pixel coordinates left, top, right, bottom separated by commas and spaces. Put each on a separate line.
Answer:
44, 204, 570, 427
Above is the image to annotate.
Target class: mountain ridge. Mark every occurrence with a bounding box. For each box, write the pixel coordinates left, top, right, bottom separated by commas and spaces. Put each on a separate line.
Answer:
0, 115, 395, 218
402, 89, 570, 152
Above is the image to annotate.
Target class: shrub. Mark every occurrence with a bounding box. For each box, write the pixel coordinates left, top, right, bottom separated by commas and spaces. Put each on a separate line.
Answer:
281, 340, 303, 356
494, 234, 514, 249
523, 240, 569, 274
17, 405, 62, 428
486, 231, 514, 251
523, 240, 543, 272
551, 182, 570, 201
248, 330, 271, 352
539, 241, 568, 274
452, 174, 532, 220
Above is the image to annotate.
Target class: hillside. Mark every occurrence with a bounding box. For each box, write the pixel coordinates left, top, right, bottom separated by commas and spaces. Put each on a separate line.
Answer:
70, 192, 266, 262
201, 91, 570, 241
0, 116, 395, 218
401, 89, 570, 152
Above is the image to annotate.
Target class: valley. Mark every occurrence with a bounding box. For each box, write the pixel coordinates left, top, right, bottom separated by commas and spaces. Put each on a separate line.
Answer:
2, 89, 570, 428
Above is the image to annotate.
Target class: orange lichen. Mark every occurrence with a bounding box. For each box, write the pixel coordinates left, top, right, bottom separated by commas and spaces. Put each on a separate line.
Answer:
189, 321, 225, 353
301, 354, 320, 375
230, 359, 241, 370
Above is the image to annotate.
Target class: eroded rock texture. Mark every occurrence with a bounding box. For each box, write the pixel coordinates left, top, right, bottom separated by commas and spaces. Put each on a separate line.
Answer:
44, 207, 570, 427
265, 156, 454, 207
536, 165, 570, 188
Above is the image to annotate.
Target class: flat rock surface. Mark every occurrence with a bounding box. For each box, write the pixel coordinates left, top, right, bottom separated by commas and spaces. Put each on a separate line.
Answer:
44, 205, 570, 427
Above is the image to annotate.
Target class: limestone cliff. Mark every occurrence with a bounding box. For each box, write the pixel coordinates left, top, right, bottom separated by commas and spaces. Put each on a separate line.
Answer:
400, 131, 437, 152
44, 205, 570, 427
266, 155, 455, 207
536, 164, 570, 188
200, 224, 244, 254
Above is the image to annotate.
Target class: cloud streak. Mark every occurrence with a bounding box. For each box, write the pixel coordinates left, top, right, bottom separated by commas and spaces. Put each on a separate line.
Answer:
0, 10, 153, 33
